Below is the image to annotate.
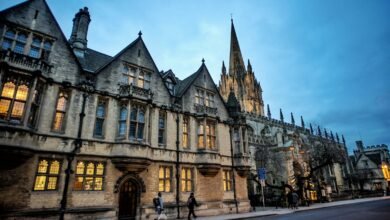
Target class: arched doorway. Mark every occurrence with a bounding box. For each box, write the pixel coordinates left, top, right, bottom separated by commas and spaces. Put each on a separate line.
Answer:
118, 179, 139, 220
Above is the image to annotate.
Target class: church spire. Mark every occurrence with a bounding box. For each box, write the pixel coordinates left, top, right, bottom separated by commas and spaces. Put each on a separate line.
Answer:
229, 19, 246, 76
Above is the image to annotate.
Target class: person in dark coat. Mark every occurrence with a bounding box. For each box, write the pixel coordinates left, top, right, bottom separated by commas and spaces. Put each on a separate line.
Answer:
187, 192, 198, 219
287, 191, 293, 209
292, 192, 299, 209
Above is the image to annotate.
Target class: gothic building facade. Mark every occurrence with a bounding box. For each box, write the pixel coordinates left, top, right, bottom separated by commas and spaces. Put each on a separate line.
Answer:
0, 1, 251, 219
0, 1, 353, 220
218, 19, 352, 201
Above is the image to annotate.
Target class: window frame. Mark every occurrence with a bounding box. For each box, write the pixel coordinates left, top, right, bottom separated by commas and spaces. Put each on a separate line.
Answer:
0, 73, 32, 124
118, 103, 128, 138
197, 119, 217, 150
129, 104, 145, 141
121, 64, 152, 90
73, 161, 105, 191
33, 158, 62, 191
51, 89, 70, 133
181, 167, 194, 192
223, 170, 233, 191
182, 116, 189, 149
158, 166, 172, 192
158, 111, 166, 145
93, 97, 107, 138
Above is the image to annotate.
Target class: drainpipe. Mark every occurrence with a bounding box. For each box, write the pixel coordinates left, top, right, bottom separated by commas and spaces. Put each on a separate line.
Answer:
229, 123, 239, 214
60, 81, 93, 220
175, 110, 181, 219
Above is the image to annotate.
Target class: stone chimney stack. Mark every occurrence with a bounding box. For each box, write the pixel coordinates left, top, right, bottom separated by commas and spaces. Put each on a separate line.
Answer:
69, 7, 91, 57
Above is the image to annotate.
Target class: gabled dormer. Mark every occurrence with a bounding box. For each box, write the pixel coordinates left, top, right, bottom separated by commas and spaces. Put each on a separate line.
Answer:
95, 32, 170, 103
161, 69, 178, 95
176, 59, 229, 120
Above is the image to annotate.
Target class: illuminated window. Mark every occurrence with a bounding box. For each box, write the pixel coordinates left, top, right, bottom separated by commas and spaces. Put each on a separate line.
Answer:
73, 161, 105, 191
0, 75, 31, 123
159, 166, 172, 192
33, 159, 61, 191
158, 111, 166, 144
206, 121, 216, 149
223, 170, 233, 191
118, 104, 127, 137
197, 122, 204, 149
129, 104, 145, 140
197, 120, 216, 150
94, 98, 106, 137
52, 90, 69, 132
182, 117, 189, 148
181, 167, 193, 192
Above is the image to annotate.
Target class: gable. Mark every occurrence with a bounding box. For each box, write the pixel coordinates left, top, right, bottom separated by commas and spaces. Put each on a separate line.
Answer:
0, 0, 82, 83
180, 63, 229, 120
95, 36, 170, 103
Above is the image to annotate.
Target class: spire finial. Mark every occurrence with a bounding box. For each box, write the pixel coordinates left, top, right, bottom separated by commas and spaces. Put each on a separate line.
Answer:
267, 104, 271, 119
291, 112, 295, 125
300, 116, 305, 128
280, 108, 284, 123
202, 58, 205, 64
231, 13, 233, 22
138, 31, 142, 37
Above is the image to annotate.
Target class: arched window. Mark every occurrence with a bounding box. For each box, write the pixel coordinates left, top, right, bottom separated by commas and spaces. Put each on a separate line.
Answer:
52, 90, 69, 132
0, 75, 31, 123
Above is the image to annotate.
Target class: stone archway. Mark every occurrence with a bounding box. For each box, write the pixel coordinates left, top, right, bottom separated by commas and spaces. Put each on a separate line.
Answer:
115, 174, 145, 220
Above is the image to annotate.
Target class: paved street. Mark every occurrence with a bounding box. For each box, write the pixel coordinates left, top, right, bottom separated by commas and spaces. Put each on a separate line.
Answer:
247, 199, 390, 220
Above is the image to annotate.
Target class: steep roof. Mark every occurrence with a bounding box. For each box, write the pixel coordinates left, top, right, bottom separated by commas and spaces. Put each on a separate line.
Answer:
174, 67, 201, 97
96, 35, 156, 72
77, 48, 112, 73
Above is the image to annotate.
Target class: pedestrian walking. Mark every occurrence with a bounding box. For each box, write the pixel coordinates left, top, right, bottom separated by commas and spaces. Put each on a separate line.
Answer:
292, 192, 299, 209
153, 192, 165, 220
187, 192, 198, 219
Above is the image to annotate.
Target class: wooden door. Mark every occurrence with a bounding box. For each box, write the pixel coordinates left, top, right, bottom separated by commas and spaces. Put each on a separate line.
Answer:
119, 180, 138, 219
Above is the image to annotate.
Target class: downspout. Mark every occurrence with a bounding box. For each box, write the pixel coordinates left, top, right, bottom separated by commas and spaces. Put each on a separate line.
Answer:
60, 83, 92, 220
175, 110, 181, 219
229, 124, 239, 214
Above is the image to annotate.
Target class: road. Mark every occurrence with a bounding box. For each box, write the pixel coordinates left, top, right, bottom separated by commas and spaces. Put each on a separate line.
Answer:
247, 199, 390, 220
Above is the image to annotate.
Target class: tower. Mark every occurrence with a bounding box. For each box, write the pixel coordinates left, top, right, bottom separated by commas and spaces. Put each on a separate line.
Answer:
69, 7, 91, 57
219, 19, 264, 116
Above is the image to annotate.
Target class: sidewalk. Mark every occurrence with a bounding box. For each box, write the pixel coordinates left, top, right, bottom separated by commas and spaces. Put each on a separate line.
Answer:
193, 196, 390, 220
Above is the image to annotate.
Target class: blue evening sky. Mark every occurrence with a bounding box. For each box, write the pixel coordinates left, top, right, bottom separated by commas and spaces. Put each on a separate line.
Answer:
1, 0, 389, 154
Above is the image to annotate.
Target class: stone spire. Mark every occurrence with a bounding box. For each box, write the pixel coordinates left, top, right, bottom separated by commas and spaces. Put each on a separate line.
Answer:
291, 112, 295, 125
267, 104, 271, 119
324, 128, 328, 139
342, 135, 346, 145
229, 19, 246, 76
310, 123, 314, 134
317, 126, 322, 137
222, 61, 226, 75
300, 116, 305, 128
280, 108, 284, 123
247, 59, 252, 73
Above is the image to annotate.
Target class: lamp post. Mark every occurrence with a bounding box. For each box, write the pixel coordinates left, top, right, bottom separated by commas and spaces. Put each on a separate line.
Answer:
59, 80, 94, 220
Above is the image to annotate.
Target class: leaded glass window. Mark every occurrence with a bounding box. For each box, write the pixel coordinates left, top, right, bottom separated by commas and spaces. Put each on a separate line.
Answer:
33, 159, 61, 191
181, 167, 193, 192
158, 111, 165, 144
94, 98, 106, 137
73, 161, 105, 191
159, 166, 172, 192
52, 90, 69, 132
129, 104, 145, 140
0, 74, 32, 123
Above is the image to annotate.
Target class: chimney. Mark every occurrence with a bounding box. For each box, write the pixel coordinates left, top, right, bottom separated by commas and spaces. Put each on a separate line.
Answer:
69, 7, 91, 57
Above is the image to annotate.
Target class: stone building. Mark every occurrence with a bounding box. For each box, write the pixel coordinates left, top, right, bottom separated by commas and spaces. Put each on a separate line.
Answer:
0, 0, 251, 219
352, 141, 390, 191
